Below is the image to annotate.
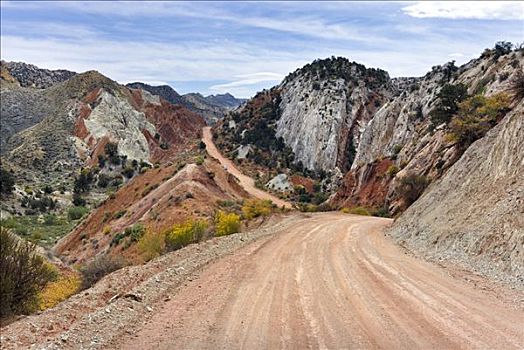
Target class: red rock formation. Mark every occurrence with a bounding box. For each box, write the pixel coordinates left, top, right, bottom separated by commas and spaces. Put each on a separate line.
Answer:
332, 158, 393, 209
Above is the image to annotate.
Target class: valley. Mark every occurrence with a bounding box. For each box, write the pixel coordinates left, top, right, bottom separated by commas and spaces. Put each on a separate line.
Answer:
1, 39, 523, 349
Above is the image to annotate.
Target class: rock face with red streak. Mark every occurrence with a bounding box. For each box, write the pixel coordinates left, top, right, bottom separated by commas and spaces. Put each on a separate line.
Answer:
1, 68, 205, 185
331, 159, 393, 210
128, 88, 205, 163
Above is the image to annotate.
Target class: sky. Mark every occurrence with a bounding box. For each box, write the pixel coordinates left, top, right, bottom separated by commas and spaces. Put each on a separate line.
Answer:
1, 1, 523, 98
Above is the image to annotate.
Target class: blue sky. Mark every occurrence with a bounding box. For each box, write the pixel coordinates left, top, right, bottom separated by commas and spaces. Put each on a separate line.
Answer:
1, 1, 523, 98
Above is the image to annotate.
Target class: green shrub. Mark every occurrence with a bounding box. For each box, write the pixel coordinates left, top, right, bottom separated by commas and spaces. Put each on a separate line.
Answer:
397, 173, 429, 207
68, 206, 88, 221
392, 144, 403, 155
195, 155, 205, 166
0, 168, 15, 195
79, 255, 125, 290
372, 206, 391, 218
348, 207, 371, 216
165, 218, 208, 251
448, 93, 511, 148
0, 227, 57, 317
386, 165, 400, 178
43, 214, 57, 226
113, 209, 127, 219
142, 184, 159, 197
215, 211, 241, 236
72, 191, 86, 207
97, 173, 111, 188
430, 83, 468, 127
124, 223, 146, 243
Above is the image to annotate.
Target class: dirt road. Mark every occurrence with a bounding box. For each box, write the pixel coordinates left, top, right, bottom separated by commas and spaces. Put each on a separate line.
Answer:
118, 212, 524, 349
202, 126, 292, 208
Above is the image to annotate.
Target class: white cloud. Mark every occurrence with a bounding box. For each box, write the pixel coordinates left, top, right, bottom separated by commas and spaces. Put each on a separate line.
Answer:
402, 1, 524, 20
209, 72, 283, 96
210, 72, 282, 89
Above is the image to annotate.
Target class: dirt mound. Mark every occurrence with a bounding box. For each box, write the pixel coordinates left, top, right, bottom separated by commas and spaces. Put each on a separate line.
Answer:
54, 158, 250, 264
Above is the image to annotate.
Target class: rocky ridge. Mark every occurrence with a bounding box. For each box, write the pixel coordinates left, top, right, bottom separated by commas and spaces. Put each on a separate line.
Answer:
1, 60, 76, 89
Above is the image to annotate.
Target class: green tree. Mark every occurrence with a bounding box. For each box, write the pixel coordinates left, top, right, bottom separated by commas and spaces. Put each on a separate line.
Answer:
430, 83, 468, 127
0, 168, 15, 195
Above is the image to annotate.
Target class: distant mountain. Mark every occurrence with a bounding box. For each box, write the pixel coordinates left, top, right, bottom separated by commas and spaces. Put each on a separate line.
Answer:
126, 82, 186, 106
126, 82, 245, 124
205, 93, 247, 109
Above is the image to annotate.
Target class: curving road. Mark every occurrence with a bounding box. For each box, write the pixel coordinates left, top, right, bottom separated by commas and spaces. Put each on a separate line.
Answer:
202, 126, 292, 209
119, 212, 524, 350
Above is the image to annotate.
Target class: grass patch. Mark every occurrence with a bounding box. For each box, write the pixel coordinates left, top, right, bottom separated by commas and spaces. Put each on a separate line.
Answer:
0, 214, 80, 248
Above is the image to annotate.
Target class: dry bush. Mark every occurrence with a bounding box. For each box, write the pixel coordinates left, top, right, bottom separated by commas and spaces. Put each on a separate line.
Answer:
0, 227, 57, 317
242, 199, 273, 219
348, 207, 371, 216
79, 255, 125, 290
137, 230, 165, 261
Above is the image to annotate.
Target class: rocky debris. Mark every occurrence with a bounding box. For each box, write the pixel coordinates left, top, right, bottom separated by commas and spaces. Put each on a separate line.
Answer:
0, 214, 301, 350
2, 61, 76, 89
388, 101, 524, 286
266, 173, 292, 192
235, 144, 251, 159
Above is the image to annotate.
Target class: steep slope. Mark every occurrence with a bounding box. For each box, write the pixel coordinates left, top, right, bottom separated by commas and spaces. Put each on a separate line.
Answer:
388, 101, 524, 284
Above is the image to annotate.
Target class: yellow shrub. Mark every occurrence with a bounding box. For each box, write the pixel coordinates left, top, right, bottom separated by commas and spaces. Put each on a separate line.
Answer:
349, 206, 371, 216
137, 230, 165, 261
165, 218, 208, 251
38, 273, 81, 310
103, 225, 111, 235
340, 207, 350, 214
215, 211, 241, 236
241, 199, 273, 220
